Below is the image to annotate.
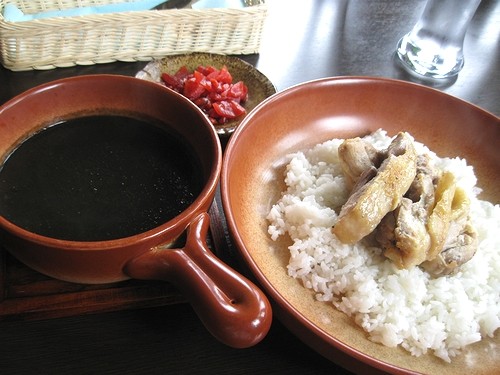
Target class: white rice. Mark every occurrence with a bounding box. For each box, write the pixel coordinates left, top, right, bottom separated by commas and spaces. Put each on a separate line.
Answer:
267, 129, 500, 362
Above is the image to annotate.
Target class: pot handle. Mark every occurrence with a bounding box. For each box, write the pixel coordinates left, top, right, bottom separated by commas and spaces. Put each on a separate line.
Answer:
124, 212, 272, 348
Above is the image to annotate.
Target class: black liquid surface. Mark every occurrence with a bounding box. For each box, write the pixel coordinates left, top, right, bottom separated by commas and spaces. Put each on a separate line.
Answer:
0, 115, 203, 241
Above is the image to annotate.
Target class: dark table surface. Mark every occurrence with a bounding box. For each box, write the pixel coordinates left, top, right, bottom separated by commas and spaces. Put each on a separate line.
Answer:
1, 1, 499, 374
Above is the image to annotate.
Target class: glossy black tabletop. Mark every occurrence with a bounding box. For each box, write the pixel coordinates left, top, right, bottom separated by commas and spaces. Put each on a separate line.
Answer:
1, 1, 499, 374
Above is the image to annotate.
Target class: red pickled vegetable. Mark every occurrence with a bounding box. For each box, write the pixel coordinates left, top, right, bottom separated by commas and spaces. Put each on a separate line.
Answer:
160, 65, 248, 125
213, 100, 246, 119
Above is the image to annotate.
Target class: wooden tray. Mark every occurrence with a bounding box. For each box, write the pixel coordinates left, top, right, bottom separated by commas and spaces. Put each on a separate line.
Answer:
0, 199, 229, 321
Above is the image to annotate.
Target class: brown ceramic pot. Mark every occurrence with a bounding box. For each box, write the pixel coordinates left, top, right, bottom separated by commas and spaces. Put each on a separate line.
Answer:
0, 75, 271, 349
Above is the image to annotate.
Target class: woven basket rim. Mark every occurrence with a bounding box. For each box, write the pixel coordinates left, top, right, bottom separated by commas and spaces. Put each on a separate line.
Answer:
0, 0, 267, 24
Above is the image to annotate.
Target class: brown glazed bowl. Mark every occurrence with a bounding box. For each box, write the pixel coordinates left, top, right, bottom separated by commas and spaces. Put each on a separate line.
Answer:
0, 75, 271, 349
221, 77, 499, 374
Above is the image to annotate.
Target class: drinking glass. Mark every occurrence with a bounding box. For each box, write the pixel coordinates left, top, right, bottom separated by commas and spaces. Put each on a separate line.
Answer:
396, 0, 482, 79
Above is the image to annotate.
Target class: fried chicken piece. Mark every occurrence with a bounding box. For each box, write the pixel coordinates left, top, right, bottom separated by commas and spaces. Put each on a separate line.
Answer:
378, 197, 430, 269
421, 221, 477, 276
378, 165, 477, 275
421, 187, 477, 276
333, 132, 417, 244
338, 137, 382, 188
376, 154, 437, 268
406, 154, 439, 213
426, 171, 457, 261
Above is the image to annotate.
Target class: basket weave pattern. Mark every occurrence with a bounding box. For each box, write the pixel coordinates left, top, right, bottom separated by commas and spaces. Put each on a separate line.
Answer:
0, 0, 267, 71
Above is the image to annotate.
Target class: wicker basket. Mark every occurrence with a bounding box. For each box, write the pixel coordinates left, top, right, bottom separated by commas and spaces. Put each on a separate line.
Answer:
0, 0, 267, 71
